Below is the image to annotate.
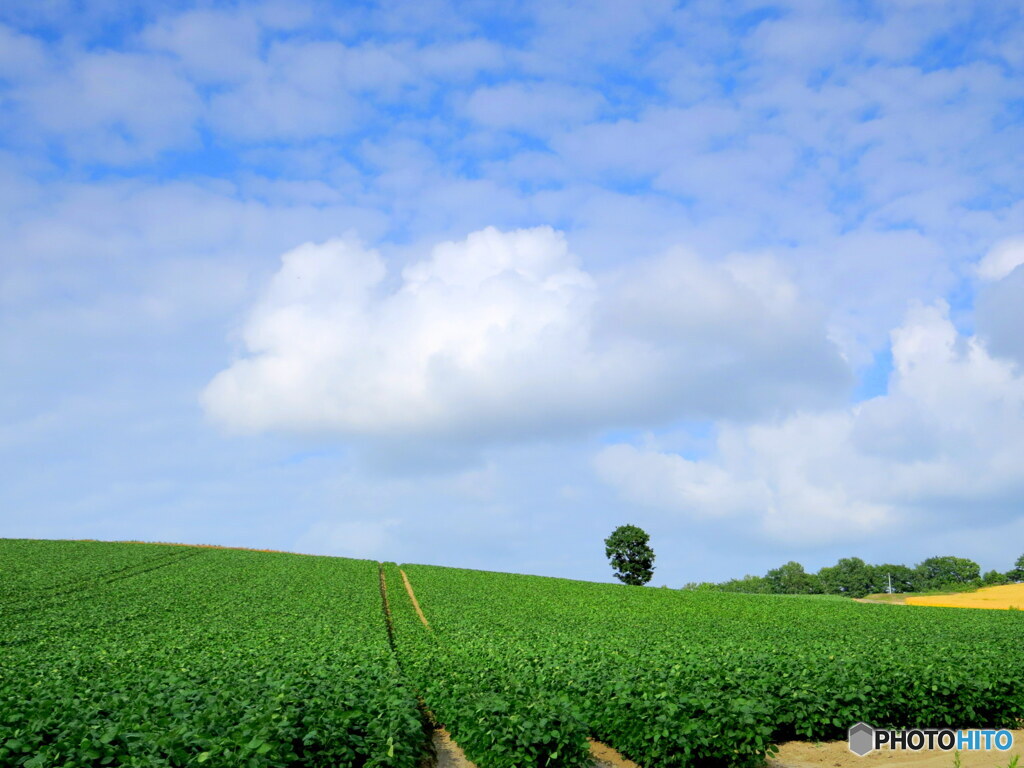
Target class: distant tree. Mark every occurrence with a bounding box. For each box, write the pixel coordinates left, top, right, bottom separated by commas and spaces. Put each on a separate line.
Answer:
713, 575, 772, 594
868, 564, 918, 593
817, 557, 872, 597
765, 561, 814, 594
604, 525, 655, 586
982, 569, 1010, 586
915, 556, 980, 589
702, 554, 1008, 596
804, 572, 824, 594
681, 581, 719, 591
1008, 554, 1024, 583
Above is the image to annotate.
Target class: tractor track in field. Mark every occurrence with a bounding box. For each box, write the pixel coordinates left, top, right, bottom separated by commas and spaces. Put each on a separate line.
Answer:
589, 738, 643, 768
400, 568, 432, 630
379, 564, 478, 768
1, 549, 204, 616
395, 567, 641, 768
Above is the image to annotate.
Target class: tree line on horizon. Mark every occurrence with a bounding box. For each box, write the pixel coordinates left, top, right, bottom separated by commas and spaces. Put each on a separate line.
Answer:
684, 554, 1024, 598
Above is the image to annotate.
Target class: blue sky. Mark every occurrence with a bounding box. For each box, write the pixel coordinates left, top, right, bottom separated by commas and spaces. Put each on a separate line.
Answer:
3, 0, 1024, 586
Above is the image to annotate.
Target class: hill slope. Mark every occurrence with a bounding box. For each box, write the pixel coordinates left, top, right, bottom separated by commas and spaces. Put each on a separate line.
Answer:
3, 540, 1024, 768
0, 539, 424, 767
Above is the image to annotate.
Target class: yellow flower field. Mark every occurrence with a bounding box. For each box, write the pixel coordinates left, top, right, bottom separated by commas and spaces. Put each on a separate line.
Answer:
906, 583, 1024, 610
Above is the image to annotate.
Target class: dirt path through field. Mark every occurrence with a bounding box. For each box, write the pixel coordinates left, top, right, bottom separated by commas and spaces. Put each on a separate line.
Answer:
430, 729, 477, 768
381, 566, 476, 768
589, 738, 643, 767
769, 729, 1024, 768
855, 597, 908, 605
400, 568, 432, 629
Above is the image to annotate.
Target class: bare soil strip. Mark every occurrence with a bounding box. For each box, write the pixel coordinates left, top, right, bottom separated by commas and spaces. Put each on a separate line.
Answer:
855, 596, 908, 605
430, 729, 478, 768
589, 738, 642, 768
769, 729, 1024, 768
400, 568, 432, 630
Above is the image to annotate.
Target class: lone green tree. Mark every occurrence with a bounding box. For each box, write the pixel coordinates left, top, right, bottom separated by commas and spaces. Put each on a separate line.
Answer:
604, 524, 655, 586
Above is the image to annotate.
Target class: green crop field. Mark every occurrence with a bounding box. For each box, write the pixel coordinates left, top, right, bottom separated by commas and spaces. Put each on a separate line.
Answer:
389, 564, 1024, 767
0, 540, 425, 768
4, 540, 1024, 768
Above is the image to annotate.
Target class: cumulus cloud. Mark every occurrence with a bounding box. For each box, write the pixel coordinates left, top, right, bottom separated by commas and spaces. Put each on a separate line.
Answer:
202, 227, 849, 449
977, 236, 1024, 282
596, 299, 1024, 546
976, 236, 1024, 369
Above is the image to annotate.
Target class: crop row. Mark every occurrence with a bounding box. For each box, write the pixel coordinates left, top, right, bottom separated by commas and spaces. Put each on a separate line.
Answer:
0, 540, 188, 604
394, 563, 1024, 768
383, 563, 593, 768
0, 541, 428, 768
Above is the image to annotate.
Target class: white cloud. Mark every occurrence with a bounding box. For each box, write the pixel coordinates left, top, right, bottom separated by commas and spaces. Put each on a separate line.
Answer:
205, 41, 362, 142
552, 104, 743, 181
522, 0, 674, 76
0, 24, 48, 79
746, 7, 868, 68
977, 236, 1024, 282
417, 39, 506, 80
464, 82, 604, 133
0, 175, 391, 343
202, 37, 430, 142
976, 236, 1024, 369
785, 228, 952, 366
596, 301, 1024, 546
295, 518, 399, 559
202, 226, 848, 448
142, 9, 262, 83
18, 51, 200, 162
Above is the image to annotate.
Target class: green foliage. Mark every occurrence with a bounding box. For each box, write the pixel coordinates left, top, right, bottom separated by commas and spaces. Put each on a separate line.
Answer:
817, 557, 873, 597
868, 564, 919, 593
0, 540, 429, 768
383, 563, 591, 768
707, 574, 772, 593
766, 561, 819, 595
706, 555, 999, 597
603, 525, 655, 586
983, 569, 1010, 586
396, 562, 1024, 768
1008, 554, 1024, 583
915, 555, 981, 589
7, 540, 1024, 768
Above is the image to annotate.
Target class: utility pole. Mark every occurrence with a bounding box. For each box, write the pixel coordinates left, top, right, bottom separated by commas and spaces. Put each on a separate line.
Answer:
887, 572, 893, 594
